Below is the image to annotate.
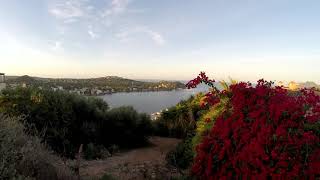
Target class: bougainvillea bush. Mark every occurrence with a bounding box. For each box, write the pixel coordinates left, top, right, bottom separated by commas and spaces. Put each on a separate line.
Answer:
191, 98, 227, 151
187, 72, 320, 179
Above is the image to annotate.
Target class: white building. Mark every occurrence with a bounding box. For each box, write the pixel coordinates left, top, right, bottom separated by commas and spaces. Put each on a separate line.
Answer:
150, 112, 161, 121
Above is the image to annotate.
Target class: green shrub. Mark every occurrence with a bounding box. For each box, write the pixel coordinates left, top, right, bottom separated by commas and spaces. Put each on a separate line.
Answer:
84, 143, 111, 160
100, 173, 117, 180
0, 88, 108, 157
107, 144, 120, 154
166, 136, 194, 170
154, 94, 205, 138
103, 106, 152, 147
171, 176, 194, 180
191, 97, 228, 150
0, 114, 75, 179
0, 88, 153, 158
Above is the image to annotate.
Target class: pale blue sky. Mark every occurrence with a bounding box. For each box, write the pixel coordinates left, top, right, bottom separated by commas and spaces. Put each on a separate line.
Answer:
1, 0, 320, 82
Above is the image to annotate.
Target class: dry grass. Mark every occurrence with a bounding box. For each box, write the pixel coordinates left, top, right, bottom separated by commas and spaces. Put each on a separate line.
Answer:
0, 114, 76, 180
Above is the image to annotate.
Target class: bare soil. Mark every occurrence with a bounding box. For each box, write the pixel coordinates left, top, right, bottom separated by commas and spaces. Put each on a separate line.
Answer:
79, 136, 182, 180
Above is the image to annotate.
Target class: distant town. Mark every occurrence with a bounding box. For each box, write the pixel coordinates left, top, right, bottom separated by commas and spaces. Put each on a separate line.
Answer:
1, 73, 319, 96
1, 74, 186, 95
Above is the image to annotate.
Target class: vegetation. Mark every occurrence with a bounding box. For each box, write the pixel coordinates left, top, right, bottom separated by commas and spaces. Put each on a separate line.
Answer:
191, 97, 228, 150
6, 75, 186, 93
2, 72, 319, 179
187, 72, 320, 179
163, 80, 234, 171
99, 173, 117, 180
104, 106, 153, 147
153, 93, 205, 138
0, 88, 153, 158
0, 114, 75, 179
164, 72, 320, 179
83, 143, 110, 160
166, 136, 194, 170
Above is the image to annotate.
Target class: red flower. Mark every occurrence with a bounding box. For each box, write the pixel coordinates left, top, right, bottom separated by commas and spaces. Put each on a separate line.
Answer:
189, 73, 320, 179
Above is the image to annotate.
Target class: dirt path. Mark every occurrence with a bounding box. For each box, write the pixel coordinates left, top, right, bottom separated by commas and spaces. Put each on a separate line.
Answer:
80, 137, 182, 180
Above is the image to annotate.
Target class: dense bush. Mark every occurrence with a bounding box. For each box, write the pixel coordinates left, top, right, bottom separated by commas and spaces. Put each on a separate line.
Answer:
166, 80, 236, 171
0, 114, 75, 179
0, 88, 108, 157
153, 94, 204, 138
188, 72, 320, 179
100, 173, 117, 180
166, 136, 195, 170
191, 97, 227, 151
0, 88, 152, 158
103, 106, 153, 147
84, 143, 111, 160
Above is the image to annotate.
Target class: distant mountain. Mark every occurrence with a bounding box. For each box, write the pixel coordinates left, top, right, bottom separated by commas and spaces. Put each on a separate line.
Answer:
299, 81, 320, 89
7, 75, 36, 83
6, 75, 186, 93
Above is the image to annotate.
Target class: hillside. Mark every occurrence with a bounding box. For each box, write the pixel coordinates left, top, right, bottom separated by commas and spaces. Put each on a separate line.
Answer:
299, 81, 320, 89
6, 75, 186, 94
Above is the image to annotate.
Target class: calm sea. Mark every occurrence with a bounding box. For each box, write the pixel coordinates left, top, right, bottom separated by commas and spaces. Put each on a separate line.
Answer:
100, 84, 211, 114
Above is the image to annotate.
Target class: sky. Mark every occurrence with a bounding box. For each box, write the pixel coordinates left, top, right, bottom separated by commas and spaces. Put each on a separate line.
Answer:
1, 0, 320, 83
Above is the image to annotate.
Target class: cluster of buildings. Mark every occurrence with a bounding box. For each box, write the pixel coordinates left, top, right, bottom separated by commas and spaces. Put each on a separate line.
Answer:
5, 81, 115, 96
150, 108, 169, 121
49, 86, 113, 96
66, 87, 114, 96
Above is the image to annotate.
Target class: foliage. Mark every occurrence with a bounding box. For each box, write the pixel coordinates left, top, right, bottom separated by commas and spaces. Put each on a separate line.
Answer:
166, 136, 195, 170
0, 88, 152, 158
171, 175, 194, 180
6, 75, 185, 92
99, 173, 117, 180
0, 114, 75, 179
165, 77, 237, 170
191, 98, 227, 150
188, 72, 320, 179
84, 143, 110, 160
153, 94, 204, 138
103, 106, 153, 147
191, 78, 237, 150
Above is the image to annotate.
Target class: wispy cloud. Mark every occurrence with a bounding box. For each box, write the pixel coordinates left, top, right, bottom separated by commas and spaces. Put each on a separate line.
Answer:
102, 0, 131, 17
145, 30, 166, 45
51, 41, 64, 51
88, 25, 98, 39
88, 30, 98, 39
48, 0, 163, 47
115, 31, 131, 42
49, 0, 88, 23
115, 26, 166, 46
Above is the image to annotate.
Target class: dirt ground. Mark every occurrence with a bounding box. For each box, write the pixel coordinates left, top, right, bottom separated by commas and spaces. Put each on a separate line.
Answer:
79, 137, 183, 180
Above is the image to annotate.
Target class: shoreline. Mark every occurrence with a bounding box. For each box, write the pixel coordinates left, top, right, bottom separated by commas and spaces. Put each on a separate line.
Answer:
91, 88, 187, 97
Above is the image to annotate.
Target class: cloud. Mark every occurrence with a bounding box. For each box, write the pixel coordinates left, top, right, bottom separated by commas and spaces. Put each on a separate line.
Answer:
51, 41, 63, 51
88, 30, 97, 39
48, 0, 163, 48
49, 0, 88, 23
115, 31, 131, 42
102, 0, 131, 17
115, 26, 166, 45
48, 0, 134, 33
88, 26, 98, 39
145, 30, 165, 45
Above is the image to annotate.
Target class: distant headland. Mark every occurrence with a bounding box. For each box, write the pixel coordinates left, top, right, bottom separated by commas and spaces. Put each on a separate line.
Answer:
5, 75, 186, 95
